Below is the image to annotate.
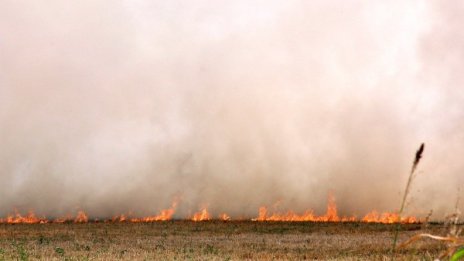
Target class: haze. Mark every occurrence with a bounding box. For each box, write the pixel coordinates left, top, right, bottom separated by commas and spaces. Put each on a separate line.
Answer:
1, 1, 463, 219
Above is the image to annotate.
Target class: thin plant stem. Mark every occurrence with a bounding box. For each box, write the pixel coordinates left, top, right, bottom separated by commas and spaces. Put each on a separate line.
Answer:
391, 143, 424, 260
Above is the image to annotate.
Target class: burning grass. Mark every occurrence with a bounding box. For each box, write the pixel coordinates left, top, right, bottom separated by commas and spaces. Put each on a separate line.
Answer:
0, 194, 419, 225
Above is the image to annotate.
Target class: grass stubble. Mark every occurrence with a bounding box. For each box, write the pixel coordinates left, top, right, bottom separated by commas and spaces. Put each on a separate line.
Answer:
0, 221, 448, 260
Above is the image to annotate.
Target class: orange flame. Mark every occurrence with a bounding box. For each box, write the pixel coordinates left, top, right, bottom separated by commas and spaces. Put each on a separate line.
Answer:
325, 193, 340, 222
0, 195, 420, 224
251, 195, 416, 223
191, 208, 211, 221
130, 202, 177, 222
219, 213, 231, 221
252, 194, 353, 222
0, 210, 48, 224
362, 211, 417, 224
74, 211, 88, 223
53, 214, 73, 223
111, 214, 127, 222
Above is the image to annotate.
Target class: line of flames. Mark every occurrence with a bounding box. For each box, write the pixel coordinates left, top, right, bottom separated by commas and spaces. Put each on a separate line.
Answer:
0, 196, 419, 224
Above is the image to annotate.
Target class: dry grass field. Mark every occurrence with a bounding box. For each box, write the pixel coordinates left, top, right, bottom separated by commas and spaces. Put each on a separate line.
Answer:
0, 221, 450, 260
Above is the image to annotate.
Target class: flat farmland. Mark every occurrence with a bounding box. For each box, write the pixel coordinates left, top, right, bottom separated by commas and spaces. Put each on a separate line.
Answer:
0, 221, 449, 260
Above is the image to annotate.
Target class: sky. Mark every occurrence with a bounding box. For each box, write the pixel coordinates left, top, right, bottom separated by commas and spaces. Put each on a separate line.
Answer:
0, 0, 463, 219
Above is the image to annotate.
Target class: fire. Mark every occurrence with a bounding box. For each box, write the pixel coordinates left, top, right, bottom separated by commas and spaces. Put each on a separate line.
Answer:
74, 211, 88, 223
362, 211, 417, 224
191, 208, 211, 221
325, 193, 340, 222
219, 213, 231, 221
130, 202, 177, 222
53, 214, 74, 223
0, 195, 420, 224
111, 214, 127, 222
0, 210, 48, 224
251, 195, 416, 223
252, 195, 355, 222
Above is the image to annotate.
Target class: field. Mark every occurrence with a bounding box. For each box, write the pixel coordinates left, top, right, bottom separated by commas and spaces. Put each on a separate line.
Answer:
0, 221, 450, 260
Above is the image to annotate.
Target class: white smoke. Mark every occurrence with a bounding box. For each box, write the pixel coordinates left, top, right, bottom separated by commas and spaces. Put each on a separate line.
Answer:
0, 0, 463, 219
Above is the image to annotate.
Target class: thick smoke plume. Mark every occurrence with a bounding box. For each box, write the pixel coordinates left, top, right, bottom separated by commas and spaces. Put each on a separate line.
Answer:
0, 1, 463, 219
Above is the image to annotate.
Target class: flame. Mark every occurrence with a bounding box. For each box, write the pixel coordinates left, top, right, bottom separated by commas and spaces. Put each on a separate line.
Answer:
219, 213, 231, 221
130, 202, 177, 222
74, 211, 88, 223
0, 195, 420, 224
250, 195, 416, 224
362, 211, 417, 224
252, 194, 355, 222
0, 210, 48, 224
53, 214, 73, 223
191, 208, 211, 221
111, 214, 127, 222
325, 193, 339, 222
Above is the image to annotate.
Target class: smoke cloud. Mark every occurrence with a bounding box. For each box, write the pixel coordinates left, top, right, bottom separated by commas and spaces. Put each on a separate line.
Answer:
0, 0, 463, 219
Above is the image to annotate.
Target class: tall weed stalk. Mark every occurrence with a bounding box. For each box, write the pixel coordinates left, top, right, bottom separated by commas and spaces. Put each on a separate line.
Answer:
391, 143, 425, 259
